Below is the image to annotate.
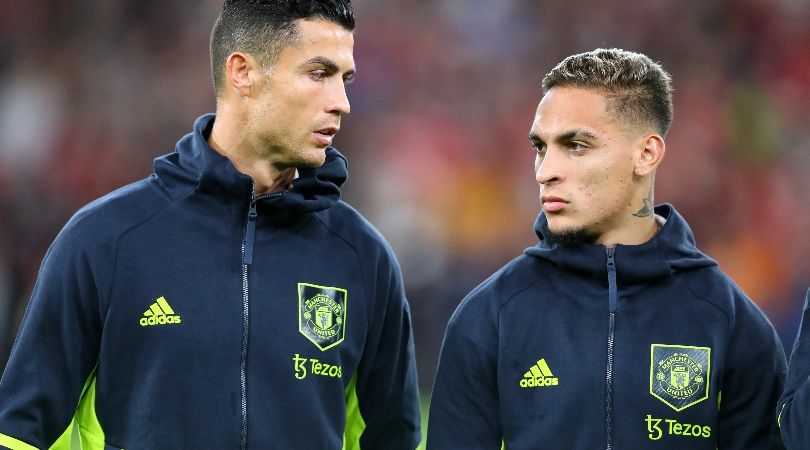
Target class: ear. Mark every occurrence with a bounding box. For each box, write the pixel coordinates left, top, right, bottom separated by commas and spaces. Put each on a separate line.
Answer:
224, 52, 257, 98
634, 134, 665, 177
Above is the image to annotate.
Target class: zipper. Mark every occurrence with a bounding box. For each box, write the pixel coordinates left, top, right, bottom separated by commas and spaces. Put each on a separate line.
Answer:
605, 246, 618, 450
244, 199, 258, 265
239, 199, 254, 450
239, 187, 281, 449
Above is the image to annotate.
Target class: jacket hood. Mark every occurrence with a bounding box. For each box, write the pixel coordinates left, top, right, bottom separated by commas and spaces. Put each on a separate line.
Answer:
524, 204, 716, 283
153, 113, 346, 213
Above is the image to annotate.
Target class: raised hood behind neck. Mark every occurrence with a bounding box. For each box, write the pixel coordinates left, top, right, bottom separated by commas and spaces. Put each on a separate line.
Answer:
524, 204, 717, 283
153, 114, 346, 214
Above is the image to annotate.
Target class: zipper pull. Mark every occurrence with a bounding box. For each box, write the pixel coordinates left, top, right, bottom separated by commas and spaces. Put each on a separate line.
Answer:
244, 199, 258, 265
606, 247, 618, 312
606, 247, 616, 268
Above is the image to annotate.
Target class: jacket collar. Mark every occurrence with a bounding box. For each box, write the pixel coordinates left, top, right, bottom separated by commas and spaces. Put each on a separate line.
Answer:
153, 114, 347, 214
524, 204, 717, 284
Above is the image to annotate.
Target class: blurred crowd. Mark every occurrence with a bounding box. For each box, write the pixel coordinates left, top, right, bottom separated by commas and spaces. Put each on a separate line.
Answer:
1, 0, 809, 391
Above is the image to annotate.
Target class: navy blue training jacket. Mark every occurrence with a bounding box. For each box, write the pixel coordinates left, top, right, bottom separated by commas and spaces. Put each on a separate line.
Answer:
0, 114, 421, 450
428, 205, 786, 449
777, 288, 810, 449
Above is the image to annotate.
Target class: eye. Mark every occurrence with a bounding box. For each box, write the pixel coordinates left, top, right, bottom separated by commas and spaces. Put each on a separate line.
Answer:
567, 141, 588, 152
309, 70, 327, 81
531, 143, 547, 157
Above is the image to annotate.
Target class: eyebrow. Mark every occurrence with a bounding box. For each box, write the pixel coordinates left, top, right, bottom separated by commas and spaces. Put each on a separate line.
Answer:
529, 129, 599, 144
304, 56, 356, 78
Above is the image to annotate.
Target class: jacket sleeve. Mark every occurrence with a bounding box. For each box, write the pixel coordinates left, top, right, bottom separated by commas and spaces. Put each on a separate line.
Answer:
347, 251, 421, 449
427, 290, 501, 450
717, 293, 787, 450
777, 289, 810, 450
0, 221, 104, 449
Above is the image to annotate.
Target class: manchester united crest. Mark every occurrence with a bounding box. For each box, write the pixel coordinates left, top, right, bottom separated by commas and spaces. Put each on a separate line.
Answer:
298, 283, 347, 351
650, 344, 711, 411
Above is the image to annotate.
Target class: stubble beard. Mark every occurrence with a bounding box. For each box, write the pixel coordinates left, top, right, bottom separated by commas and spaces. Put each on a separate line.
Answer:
297, 147, 328, 168
546, 226, 600, 246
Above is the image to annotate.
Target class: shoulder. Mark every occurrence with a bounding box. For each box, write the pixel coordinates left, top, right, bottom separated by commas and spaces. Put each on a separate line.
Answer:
55, 176, 172, 251
314, 200, 398, 262
681, 265, 775, 334
450, 254, 544, 327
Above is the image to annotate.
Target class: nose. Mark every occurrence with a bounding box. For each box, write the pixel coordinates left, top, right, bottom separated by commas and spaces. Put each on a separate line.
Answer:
328, 82, 351, 116
535, 148, 563, 185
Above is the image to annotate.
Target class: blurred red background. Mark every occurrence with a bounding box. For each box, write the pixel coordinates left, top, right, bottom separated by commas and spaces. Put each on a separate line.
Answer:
0, 0, 808, 391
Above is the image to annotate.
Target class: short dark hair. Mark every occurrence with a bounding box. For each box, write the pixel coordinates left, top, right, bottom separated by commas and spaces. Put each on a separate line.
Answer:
542, 48, 673, 136
210, 0, 355, 97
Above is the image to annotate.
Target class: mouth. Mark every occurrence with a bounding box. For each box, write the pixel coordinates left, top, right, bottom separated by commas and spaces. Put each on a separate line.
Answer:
541, 195, 568, 213
313, 126, 339, 146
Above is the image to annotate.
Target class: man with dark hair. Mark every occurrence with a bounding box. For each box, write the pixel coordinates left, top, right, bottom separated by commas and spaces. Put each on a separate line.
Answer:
0, 1, 421, 449
427, 48, 786, 449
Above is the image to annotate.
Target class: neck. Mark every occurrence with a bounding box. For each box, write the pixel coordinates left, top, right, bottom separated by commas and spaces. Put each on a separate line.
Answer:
598, 215, 660, 248
208, 106, 293, 195
599, 179, 659, 247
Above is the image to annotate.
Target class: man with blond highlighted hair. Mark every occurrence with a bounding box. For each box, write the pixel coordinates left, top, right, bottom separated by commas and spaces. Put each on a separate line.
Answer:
428, 48, 785, 449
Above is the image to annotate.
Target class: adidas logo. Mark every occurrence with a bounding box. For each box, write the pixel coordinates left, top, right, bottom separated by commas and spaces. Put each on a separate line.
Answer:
519, 358, 559, 388
140, 296, 182, 326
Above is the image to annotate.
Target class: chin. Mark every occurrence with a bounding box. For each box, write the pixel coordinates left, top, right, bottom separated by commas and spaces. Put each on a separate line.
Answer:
546, 221, 600, 245
545, 215, 576, 233
297, 148, 328, 168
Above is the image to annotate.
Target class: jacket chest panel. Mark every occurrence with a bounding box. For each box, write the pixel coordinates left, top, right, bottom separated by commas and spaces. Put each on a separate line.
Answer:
244, 262, 367, 380
497, 287, 726, 448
